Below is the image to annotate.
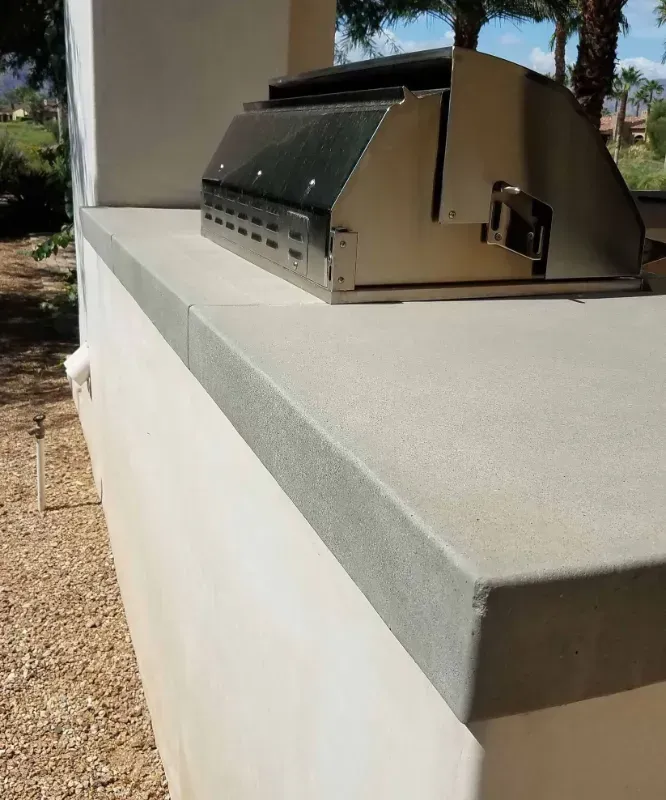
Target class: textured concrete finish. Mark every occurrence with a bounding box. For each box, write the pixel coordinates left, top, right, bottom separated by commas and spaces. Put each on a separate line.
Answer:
189, 299, 666, 720
83, 207, 666, 723
86, 258, 485, 800
81, 209, 319, 363
83, 252, 666, 800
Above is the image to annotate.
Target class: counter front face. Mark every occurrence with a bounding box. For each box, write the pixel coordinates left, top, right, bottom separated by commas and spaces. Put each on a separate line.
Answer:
82, 206, 666, 723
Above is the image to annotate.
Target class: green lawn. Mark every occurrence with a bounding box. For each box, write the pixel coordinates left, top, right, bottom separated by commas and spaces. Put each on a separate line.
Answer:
0, 121, 55, 161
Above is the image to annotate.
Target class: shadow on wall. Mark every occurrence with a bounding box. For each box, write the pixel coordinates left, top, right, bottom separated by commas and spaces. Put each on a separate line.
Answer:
64, 3, 94, 326
473, 681, 666, 800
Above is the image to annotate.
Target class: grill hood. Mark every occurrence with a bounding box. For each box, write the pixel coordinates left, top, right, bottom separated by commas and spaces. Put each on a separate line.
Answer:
202, 47, 644, 302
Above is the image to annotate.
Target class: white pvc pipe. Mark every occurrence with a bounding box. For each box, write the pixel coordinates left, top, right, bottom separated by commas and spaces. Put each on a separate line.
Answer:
36, 437, 45, 513
64, 343, 90, 386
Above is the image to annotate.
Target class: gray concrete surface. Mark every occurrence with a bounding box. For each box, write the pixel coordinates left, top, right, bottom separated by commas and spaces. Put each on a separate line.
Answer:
81, 209, 319, 363
82, 206, 666, 722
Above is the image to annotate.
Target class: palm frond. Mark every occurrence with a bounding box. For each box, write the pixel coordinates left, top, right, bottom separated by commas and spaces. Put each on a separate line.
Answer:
657, 0, 666, 27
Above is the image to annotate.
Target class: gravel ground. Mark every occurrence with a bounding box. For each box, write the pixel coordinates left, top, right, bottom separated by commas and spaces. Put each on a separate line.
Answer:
0, 239, 169, 799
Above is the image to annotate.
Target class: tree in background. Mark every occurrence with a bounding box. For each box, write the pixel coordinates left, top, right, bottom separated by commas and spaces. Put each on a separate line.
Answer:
338, 0, 623, 129
634, 84, 650, 116
549, 1, 579, 84
2, 85, 47, 120
0, 0, 65, 99
572, 0, 628, 128
0, 0, 65, 140
0, 0, 70, 250
549, 4, 628, 88
607, 74, 623, 111
643, 79, 664, 116
658, 0, 666, 62
336, 0, 442, 56
337, 0, 571, 53
3, 87, 23, 110
612, 65, 644, 162
647, 100, 666, 158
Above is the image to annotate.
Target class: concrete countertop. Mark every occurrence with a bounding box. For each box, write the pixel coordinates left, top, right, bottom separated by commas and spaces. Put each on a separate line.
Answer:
82, 207, 666, 722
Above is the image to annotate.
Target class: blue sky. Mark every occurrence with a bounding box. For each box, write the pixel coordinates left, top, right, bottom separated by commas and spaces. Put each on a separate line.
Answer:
370, 0, 666, 77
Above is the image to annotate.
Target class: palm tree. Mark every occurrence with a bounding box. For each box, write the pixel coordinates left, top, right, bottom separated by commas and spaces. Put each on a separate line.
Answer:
337, 0, 573, 52
572, 0, 627, 129
643, 79, 664, 116
634, 84, 650, 116
549, 1, 578, 84
613, 66, 644, 162
553, 5, 628, 100
658, 0, 666, 62
607, 75, 623, 112
399, 0, 576, 50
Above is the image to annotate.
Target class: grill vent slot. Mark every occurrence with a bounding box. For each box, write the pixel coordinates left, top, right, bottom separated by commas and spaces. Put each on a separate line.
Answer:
202, 188, 308, 276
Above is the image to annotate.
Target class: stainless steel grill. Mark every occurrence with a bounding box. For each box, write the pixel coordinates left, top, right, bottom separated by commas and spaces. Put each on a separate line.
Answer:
202, 47, 645, 303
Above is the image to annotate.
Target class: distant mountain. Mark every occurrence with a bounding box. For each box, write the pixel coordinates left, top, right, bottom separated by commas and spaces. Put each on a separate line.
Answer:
604, 79, 666, 117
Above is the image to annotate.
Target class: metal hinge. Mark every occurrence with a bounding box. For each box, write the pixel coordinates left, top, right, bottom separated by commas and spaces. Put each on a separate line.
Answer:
486, 182, 552, 265
329, 229, 357, 291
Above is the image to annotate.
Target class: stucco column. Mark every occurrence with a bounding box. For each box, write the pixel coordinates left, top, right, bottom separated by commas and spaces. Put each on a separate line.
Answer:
65, 0, 335, 339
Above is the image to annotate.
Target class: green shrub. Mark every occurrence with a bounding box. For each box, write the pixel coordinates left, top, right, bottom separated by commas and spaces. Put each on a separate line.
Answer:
647, 101, 666, 159
0, 134, 28, 194
32, 223, 74, 261
8, 164, 67, 225
0, 131, 70, 234
618, 157, 666, 190
623, 143, 652, 162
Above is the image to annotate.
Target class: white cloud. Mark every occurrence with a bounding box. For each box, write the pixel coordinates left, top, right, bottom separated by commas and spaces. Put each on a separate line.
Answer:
617, 56, 666, 78
529, 47, 555, 75
499, 33, 522, 46
399, 33, 454, 51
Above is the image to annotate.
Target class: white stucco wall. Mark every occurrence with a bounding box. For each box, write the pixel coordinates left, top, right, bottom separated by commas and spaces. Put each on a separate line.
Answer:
77, 244, 666, 800
65, 0, 335, 342
67, 2, 666, 793
65, 0, 335, 210
80, 254, 484, 800
65, 2, 96, 341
